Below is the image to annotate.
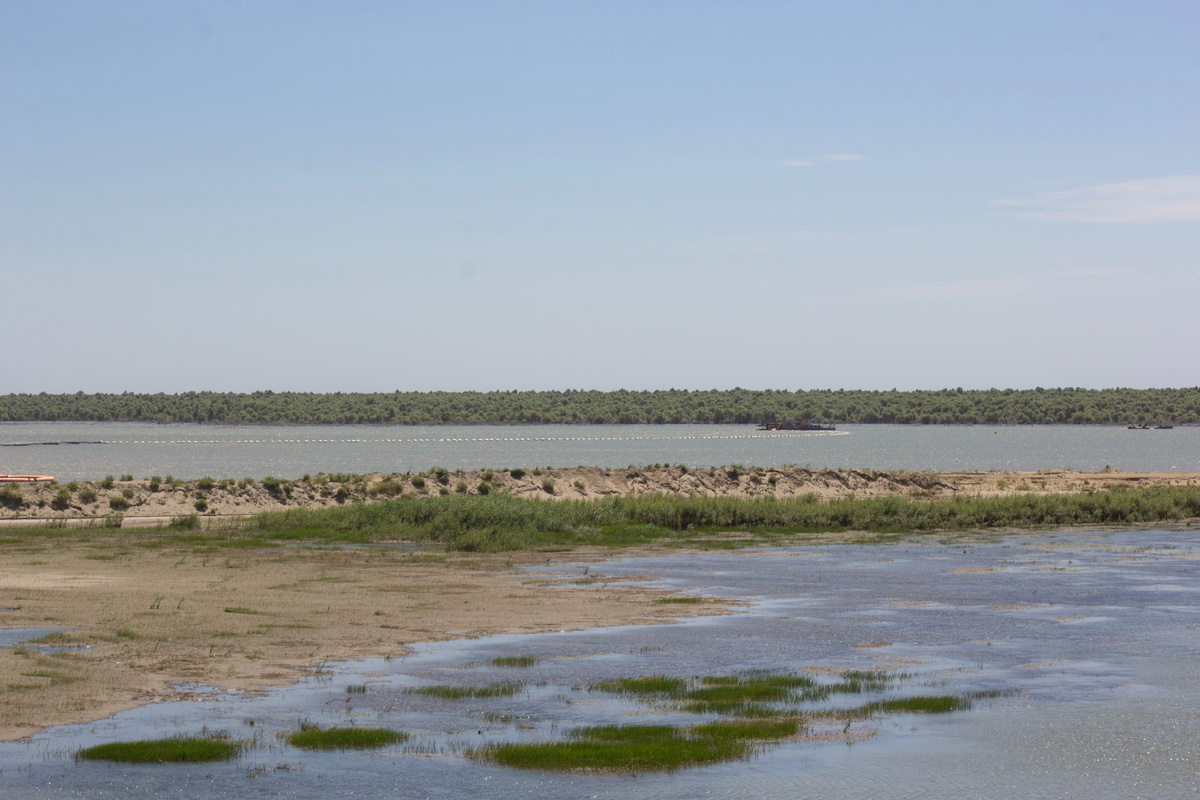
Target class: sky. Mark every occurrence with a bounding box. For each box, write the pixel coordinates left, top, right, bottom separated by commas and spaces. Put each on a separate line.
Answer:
2, 1, 1197, 394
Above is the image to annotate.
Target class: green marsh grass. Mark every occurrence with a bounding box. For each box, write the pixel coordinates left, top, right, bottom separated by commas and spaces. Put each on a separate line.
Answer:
680, 673, 819, 714
474, 717, 804, 772
410, 683, 524, 700
222, 485, 1200, 552
475, 724, 749, 772
76, 736, 242, 763
284, 726, 406, 750
589, 675, 689, 697
490, 656, 538, 668
856, 695, 970, 714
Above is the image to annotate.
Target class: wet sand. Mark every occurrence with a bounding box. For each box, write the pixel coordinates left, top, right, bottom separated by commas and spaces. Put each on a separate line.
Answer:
0, 540, 726, 741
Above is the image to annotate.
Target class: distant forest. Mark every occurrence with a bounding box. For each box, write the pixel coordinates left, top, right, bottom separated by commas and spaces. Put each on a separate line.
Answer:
0, 388, 1195, 426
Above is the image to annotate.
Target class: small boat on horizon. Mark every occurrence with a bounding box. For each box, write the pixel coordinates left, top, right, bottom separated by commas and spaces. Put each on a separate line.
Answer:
757, 419, 836, 432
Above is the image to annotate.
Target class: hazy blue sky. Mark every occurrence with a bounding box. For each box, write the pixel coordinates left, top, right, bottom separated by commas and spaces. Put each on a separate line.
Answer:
3, 2, 1197, 393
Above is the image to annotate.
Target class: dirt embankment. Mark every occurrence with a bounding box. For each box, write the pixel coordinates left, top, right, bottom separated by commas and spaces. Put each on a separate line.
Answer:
2, 467, 1198, 524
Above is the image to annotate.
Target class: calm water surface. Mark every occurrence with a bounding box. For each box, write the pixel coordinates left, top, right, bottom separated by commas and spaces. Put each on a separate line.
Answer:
2, 529, 1198, 799
1, 422, 1196, 479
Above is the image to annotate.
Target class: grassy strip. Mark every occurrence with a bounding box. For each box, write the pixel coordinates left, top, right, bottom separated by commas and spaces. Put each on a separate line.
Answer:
589, 671, 904, 714
284, 727, 407, 750
409, 683, 524, 700
226, 486, 1200, 552
76, 736, 242, 763
490, 656, 538, 668
475, 720, 797, 772
857, 695, 971, 714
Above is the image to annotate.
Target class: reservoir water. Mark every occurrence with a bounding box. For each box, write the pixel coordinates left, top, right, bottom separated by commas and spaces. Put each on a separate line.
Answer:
1, 422, 1197, 480
1, 528, 1197, 798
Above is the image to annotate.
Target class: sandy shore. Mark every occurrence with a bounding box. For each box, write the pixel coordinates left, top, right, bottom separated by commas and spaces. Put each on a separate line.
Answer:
0, 540, 730, 742
3, 467, 1198, 524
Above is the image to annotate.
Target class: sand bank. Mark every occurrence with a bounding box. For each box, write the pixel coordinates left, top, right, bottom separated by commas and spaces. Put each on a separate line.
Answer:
3, 467, 1198, 524
0, 541, 726, 741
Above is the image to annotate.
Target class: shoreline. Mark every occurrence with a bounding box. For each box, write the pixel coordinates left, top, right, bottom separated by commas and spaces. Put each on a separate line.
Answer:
4, 467, 1198, 524
0, 542, 732, 742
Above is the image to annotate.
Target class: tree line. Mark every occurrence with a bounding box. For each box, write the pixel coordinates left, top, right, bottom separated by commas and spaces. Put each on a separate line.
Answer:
0, 388, 1195, 426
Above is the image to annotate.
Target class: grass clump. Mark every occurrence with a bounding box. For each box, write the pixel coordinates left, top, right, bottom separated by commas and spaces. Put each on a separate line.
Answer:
410, 683, 524, 700
857, 695, 970, 714
285, 726, 406, 750
169, 514, 200, 530
590, 675, 689, 697
490, 656, 538, 668
0, 485, 24, 510
681, 673, 819, 714
76, 735, 242, 763
472, 719, 799, 772
51, 487, 72, 510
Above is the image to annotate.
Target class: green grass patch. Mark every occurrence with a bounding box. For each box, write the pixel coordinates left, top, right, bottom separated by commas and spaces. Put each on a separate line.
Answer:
284, 726, 406, 750
474, 724, 747, 772
680, 673, 819, 714
590, 675, 689, 697
857, 695, 970, 714
826, 669, 906, 694
655, 596, 704, 604
76, 735, 242, 763
590, 672, 824, 714
193, 484, 1200, 553
490, 656, 538, 668
410, 682, 524, 700
690, 718, 801, 741
473, 718, 802, 773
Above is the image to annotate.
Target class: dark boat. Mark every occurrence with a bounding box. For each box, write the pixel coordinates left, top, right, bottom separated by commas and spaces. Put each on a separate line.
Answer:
757, 419, 836, 432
